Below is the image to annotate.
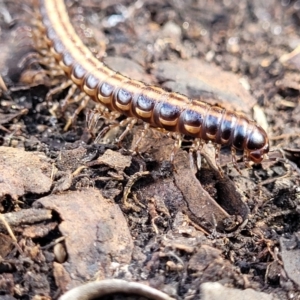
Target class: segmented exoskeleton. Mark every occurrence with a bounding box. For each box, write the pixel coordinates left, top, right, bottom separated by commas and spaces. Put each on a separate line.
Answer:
36, 0, 269, 171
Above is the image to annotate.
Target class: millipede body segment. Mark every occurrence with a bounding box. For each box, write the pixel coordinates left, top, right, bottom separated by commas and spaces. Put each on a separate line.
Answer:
37, 0, 269, 165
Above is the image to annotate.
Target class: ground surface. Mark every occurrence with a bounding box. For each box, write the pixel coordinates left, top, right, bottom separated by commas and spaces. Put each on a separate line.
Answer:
0, 0, 300, 299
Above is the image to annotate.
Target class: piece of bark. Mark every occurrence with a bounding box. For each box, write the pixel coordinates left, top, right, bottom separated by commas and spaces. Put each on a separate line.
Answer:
34, 189, 134, 290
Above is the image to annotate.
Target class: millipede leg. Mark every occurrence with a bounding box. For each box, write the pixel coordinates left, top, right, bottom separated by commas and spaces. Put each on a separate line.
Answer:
88, 105, 120, 122
28, 32, 64, 76
37, 55, 65, 77
87, 107, 123, 142
38, 55, 57, 67
170, 134, 183, 163
198, 139, 206, 169
64, 95, 91, 131
189, 138, 202, 172
231, 147, 242, 174
86, 109, 101, 139
189, 151, 197, 174
86, 109, 97, 129
94, 123, 120, 143
116, 118, 138, 146
196, 149, 202, 170
43, 64, 65, 77
46, 79, 73, 103
132, 123, 150, 153
103, 109, 120, 120
30, 26, 47, 49
61, 87, 84, 111
17, 52, 41, 70
72, 95, 90, 119
243, 151, 252, 169
214, 143, 223, 176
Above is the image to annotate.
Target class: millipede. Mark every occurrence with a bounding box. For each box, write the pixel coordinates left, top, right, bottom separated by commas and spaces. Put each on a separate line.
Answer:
35, 0, 269, 172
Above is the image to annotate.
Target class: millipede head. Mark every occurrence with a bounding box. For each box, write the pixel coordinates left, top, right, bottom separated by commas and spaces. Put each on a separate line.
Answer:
245, 125, 269, 164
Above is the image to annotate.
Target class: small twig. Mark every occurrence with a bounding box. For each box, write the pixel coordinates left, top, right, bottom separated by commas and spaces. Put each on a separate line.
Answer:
71, 165, 87, 177
0, 209, 52, 254
0, 214, 17, 242
59, 279, 175, 300
0, 214, 23, 254
0, 75, 8, 92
